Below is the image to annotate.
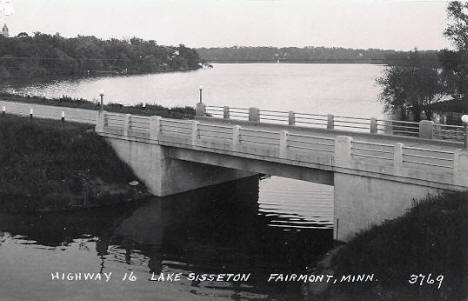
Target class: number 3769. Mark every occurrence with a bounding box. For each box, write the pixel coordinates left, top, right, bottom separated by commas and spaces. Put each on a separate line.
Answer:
408, 274, 444, 289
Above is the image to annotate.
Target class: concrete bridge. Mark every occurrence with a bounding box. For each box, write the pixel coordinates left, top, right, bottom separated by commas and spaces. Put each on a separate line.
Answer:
91, 104, 468, 241
1, 99, 467, 240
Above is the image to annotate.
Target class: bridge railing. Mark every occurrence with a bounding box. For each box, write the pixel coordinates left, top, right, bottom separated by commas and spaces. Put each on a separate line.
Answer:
204, 105, 466, 144
98, 111, 468, 187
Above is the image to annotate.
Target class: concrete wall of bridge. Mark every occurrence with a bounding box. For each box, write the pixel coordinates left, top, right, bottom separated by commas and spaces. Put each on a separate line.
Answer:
333, 173, 443, 241
105, 136, 255, 197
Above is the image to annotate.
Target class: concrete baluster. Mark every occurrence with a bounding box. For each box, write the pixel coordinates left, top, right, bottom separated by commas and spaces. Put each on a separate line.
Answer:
196, 102, 206, 117
223, 106, 230, 119
149, 116, 161, 142
419, 120, 434, 139
280, 130, 289, 159
370, 118, 377, 134
233, 125, 241, 151
334, 136, 352, 168
288, 111, 295, 126
192, 120, 200, 146
123, 114, 131, 137
454, 149, 468, 186
103, 112, 108, 128
95, 111, 104, 132
249, 107, 260, 123
394, 143, 404, 174
327, 114, 334, 130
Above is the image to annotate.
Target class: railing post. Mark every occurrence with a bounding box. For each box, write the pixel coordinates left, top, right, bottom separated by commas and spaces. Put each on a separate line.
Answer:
288, 111, 295, 126
104, 112, 108, 128
464, 123, 467, 149
280, 130, 289, 159
2, 106, 5, 116
233, 125, 241, 151
192, 120, 199, 146
327, 114, 334, 130
123, 114, 131, 137
249, 107, 260, 123
196, 102, 206, 117
61, 111, 65, 122
96, 111, 104, 133
149, 116, 161, 142
454, 149, 468, 186
334, 136, 352, 168
394, 143, 404, 173
419, 120, 434, 139
223, 106, 230, 119
370, 117, 377, 134
29, 108, 33, 119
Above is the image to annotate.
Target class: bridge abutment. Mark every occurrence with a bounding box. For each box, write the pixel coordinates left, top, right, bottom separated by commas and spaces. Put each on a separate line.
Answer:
333, 173, 442, 242
105, 137, 256, 197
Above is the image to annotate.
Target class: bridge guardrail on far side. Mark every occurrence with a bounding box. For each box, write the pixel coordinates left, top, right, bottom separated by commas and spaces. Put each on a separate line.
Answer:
202, 105, 466, 144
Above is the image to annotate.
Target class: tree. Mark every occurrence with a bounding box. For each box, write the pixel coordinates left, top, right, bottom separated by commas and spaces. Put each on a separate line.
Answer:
376, 51, 443, 121
0, 33, 202, 80
444, 1, 468, 50
439, 1, 468, 103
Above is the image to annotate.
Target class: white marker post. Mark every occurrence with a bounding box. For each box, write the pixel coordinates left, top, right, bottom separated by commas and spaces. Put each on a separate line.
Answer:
462, 115, 468, 149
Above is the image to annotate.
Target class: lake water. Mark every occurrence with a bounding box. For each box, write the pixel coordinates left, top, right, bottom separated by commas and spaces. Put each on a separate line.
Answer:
1, 64, 382, 300
0, 176, 334, 301
8, 63, 386, 118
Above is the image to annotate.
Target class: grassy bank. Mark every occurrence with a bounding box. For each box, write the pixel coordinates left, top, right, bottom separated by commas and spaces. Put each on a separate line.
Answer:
0, 114, 148, 212
310, 192, 467, 300
0, 92, 196, 119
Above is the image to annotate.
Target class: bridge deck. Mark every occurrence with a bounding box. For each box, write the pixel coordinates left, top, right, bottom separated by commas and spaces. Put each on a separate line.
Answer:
1, 100, 467, 190
97, 111, 468, 191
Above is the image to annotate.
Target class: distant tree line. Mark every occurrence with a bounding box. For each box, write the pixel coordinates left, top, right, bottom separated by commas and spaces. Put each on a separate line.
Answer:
197, 46, 440, 65
0, 33, 203, 80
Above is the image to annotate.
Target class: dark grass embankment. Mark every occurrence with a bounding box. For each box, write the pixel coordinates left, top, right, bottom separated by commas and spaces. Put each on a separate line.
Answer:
311, 192, 467, 301
0, 92, 196, 119
0, 114, 148, 212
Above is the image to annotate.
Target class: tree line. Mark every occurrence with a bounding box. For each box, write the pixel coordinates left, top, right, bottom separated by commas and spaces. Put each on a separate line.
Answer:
197, 46, 440, 65
0, 33, 203, 80
376, 1, 468, 122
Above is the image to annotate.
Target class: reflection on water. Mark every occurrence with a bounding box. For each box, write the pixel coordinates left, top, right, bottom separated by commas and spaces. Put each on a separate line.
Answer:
259, 177, 334, 230
0, 176, 334, 300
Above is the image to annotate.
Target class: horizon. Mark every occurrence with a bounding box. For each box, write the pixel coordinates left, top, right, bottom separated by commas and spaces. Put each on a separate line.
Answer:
0, 28, 444, 52
0, 0, 455, 51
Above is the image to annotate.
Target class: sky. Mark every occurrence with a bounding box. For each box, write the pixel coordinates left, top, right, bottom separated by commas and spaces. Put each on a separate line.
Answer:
0, 0, 457, 50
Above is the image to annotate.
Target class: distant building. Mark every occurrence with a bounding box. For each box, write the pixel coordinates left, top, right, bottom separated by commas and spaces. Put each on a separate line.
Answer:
1, 24, 9, 37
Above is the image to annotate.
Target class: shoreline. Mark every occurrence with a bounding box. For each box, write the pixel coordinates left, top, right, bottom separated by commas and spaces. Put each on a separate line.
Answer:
0, 66, 204, 89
